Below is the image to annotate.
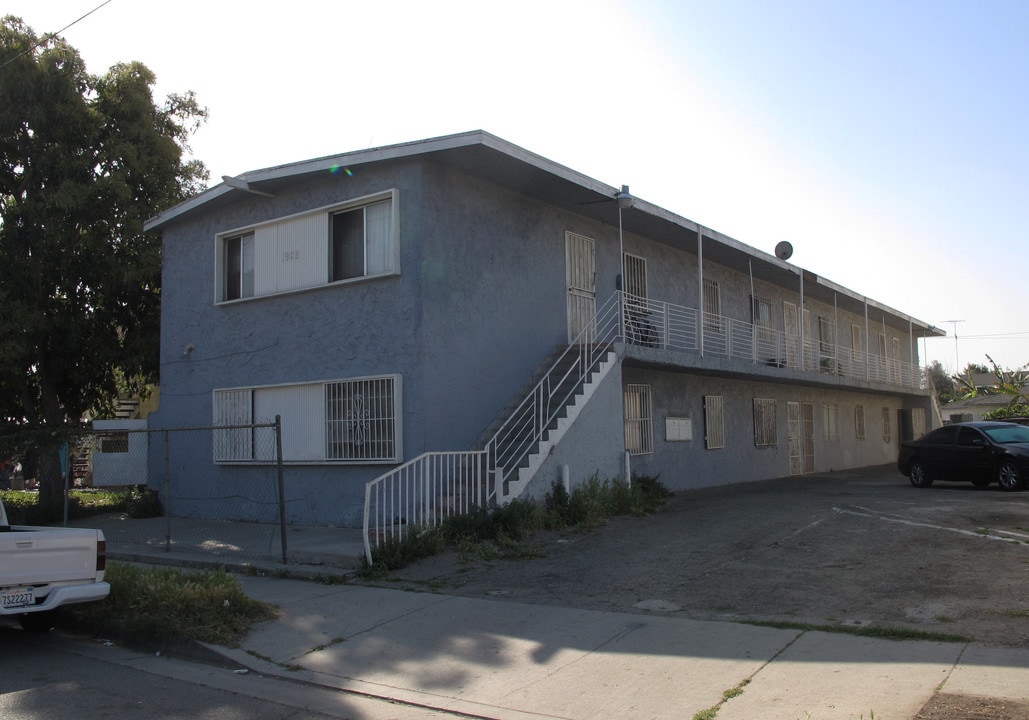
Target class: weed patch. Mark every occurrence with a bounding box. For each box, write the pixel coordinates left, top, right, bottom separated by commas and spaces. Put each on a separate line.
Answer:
363, 474, 670, 575
64, 562, 276, 648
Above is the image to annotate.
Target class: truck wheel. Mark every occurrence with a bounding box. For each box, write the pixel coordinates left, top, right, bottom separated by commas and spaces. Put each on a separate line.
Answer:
20, 609, 60, 632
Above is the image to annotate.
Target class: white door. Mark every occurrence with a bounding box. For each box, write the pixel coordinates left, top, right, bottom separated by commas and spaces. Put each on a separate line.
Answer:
566, 232, 596, 342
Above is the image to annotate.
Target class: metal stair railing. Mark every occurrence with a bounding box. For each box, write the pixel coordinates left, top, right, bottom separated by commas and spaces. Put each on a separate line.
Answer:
486, 292, 621, 500
363, 292, 621, 565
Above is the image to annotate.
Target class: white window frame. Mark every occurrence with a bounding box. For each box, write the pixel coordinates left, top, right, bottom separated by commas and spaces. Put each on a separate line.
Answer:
325, 376, 400, 461
753, 398, 777, 447
624, 384, 654, 456
215, 190, 398, 304
704, 395, 725, 449
213, 375, 402, 464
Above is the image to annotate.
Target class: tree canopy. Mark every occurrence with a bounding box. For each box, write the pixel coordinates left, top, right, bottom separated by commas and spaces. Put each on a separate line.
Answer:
0, 16, 208, 427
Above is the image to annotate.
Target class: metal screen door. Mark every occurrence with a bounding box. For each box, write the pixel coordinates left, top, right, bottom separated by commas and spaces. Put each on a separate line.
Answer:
788, 401, 815, 475
565, 232, 596, 342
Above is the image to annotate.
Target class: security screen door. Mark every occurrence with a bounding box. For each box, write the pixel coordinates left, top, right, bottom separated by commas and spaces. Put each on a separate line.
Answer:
565, 232, 596, 342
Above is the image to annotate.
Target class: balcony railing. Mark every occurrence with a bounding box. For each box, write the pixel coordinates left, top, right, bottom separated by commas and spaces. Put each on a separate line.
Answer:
620, 293, 928, 390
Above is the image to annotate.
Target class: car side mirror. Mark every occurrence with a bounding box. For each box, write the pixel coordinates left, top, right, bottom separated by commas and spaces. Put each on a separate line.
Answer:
971, 438, 986, 447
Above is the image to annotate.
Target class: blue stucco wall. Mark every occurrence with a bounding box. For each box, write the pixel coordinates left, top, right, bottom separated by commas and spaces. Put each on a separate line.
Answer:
151, 158, 631, 526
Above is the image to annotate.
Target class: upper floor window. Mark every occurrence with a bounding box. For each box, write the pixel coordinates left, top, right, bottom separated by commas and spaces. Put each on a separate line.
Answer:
216, 191, 397, 303
331, 199, 394, 282
224, 233, 255, 301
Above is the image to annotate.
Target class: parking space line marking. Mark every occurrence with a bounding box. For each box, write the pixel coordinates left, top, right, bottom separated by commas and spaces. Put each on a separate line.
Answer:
834, 506, 1029, 545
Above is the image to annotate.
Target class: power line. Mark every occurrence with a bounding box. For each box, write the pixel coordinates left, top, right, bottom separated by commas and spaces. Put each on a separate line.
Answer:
0, 0, 112, 72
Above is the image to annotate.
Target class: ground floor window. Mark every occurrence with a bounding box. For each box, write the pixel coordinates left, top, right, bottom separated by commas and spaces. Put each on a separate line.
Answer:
213, 375, 402, 463
624, 384, 653, 455
882, 407, 892, 443
855, 405, 866, 440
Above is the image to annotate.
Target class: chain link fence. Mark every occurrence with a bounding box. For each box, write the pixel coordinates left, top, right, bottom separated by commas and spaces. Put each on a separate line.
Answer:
1, 420, 291, 564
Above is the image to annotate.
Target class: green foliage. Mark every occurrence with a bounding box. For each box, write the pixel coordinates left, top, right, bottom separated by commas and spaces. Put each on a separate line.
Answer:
363, 474, 671, 574
362, 527, 446, 577
984, 404, 1029, 421
65, 563, 276, 647
928, 360, 959, 405
0, 486, 162, 524
0, 17, 208, 511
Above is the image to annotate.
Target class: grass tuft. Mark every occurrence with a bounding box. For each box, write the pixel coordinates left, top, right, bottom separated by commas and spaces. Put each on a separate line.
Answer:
65, 562, 277, 648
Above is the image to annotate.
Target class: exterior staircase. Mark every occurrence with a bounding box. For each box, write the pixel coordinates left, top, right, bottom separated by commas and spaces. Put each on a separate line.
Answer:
363, 293, 622, 563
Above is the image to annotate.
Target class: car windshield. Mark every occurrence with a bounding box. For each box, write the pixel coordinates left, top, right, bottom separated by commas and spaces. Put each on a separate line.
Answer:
982, 425, 1029, 444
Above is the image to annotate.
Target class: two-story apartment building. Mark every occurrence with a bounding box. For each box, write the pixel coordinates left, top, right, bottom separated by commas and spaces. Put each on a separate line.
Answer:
144, 131, 941, 529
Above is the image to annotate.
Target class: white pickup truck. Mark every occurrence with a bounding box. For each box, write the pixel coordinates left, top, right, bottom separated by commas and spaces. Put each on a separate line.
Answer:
0, 498, 110, 631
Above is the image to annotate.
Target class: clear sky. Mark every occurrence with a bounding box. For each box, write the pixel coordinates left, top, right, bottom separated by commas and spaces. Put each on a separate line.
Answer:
8, 0, 1028, 375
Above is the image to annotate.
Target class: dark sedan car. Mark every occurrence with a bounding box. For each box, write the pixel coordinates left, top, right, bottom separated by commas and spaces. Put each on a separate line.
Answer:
897, 421, 1029, 491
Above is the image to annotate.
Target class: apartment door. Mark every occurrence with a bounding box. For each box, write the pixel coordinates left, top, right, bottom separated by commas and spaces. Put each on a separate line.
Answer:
788, 401, 815, 475
566, 232, 596, 342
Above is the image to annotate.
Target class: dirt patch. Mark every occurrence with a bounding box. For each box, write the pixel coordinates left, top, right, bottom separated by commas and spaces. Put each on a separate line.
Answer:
370, 468, 1029, 718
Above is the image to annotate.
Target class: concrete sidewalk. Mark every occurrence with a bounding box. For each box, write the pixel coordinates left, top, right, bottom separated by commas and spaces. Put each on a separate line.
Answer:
209, 577, 1029, 720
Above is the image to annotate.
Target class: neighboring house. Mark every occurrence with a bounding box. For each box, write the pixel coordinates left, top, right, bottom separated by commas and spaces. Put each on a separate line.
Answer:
144, 131, 942, 528
940, 395, 1019, 423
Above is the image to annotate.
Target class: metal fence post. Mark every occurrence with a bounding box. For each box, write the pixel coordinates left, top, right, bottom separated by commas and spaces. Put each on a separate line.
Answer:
275, 415, 287, 564
164, 430, 172, 553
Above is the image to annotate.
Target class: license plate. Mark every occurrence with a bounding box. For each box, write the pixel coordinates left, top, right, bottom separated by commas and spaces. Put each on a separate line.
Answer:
1, 587, 34, 609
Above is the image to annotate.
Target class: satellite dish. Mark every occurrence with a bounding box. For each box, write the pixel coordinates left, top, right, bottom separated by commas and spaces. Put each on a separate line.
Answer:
774, 241, 794, 261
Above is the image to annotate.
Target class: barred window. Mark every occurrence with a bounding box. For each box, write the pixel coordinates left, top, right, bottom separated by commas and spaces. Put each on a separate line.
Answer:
213, 388, 254, 461
624, 384, 654, 455
855, 405, 866, 440
753, 398, 777, 447
882, 407, 892, 443
705, 395, 725, 449
326, 377, 398, 461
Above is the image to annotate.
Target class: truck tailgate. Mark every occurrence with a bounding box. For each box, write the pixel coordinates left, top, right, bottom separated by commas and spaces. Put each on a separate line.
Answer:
0, 528, 104, 587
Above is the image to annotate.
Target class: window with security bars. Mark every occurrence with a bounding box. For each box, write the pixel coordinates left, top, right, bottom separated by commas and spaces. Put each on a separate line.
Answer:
882, 407, 892, 443
824, 403, 839, 441
753, 398, 777, 447
704, 395, 725, 449
855, 405, 866, 440
624, 384, 653, 455
213, 388, 254, 461
326, 377, 397, 461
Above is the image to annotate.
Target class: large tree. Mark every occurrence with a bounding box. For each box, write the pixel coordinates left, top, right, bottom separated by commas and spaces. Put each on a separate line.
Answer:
0, 17, 207, 509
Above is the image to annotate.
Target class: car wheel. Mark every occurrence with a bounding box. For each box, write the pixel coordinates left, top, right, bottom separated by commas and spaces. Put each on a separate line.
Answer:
909, 459, 933, 488
997, 459, 1024, 492
19, 609, 59, 632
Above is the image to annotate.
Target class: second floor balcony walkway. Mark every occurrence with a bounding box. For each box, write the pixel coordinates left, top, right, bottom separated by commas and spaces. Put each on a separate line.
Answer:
617, 293, 929, 393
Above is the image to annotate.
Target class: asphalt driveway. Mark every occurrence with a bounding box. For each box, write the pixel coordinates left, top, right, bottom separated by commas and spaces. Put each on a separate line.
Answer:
386, 465, 1029, 648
